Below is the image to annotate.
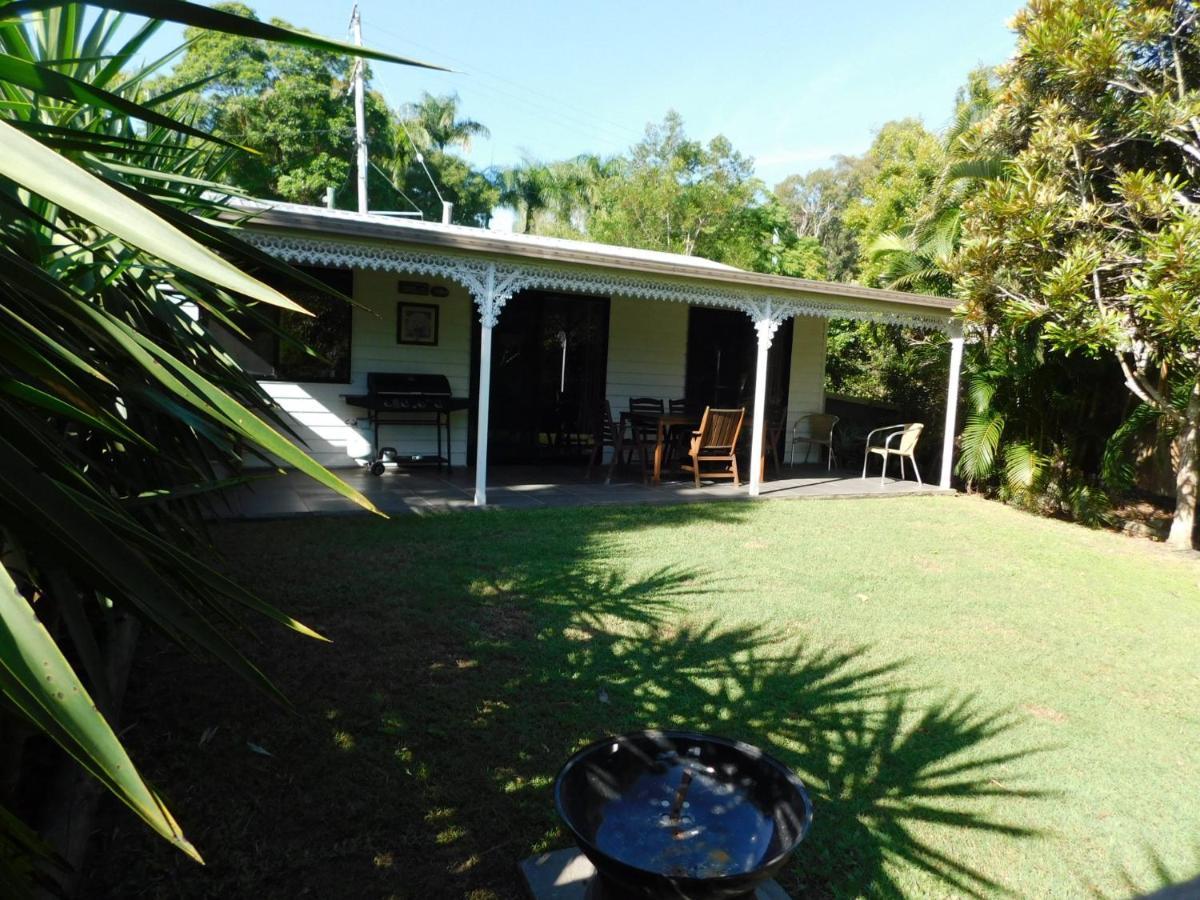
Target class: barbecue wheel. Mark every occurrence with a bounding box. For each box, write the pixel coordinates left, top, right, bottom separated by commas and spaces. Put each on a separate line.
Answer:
369, 461, 386, 477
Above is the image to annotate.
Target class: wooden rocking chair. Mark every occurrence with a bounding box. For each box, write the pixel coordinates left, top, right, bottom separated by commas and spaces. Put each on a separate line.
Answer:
681, 407, 746, 487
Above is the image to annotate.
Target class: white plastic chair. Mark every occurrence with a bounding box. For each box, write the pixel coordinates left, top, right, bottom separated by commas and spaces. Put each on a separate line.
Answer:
862, 423, 924, 484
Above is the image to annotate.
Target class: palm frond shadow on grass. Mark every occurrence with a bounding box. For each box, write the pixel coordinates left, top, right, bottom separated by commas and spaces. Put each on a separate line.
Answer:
86, 505, 1054, 898
389, 517, 1053, 897
1090, 842, 1200, 900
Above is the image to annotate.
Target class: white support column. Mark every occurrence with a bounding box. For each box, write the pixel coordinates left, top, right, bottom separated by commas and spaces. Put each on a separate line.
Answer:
749, 314, 782, 498
471, 265, 521, 507
473, 266, 499, 507
939, 321, 965, 490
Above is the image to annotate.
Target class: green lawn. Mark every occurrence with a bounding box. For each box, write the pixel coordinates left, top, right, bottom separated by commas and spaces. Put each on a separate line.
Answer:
86, 496, 1200, 898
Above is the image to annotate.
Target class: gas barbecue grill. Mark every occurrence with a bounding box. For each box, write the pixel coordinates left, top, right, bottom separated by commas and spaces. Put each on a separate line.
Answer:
343, 373, 469, 475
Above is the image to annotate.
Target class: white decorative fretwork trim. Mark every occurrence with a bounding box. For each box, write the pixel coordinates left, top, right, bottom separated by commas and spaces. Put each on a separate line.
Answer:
244, 233, 954, 331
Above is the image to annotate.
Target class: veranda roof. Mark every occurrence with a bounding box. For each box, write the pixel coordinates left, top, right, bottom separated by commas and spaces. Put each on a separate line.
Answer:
228, 198, 959, 331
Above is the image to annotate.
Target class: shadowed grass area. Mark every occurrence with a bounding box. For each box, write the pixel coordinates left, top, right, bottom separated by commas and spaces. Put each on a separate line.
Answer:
84, 496, 1200, 898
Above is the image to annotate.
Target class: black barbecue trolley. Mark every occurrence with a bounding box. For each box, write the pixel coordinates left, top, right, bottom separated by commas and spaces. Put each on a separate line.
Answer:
343, 373, 469, 476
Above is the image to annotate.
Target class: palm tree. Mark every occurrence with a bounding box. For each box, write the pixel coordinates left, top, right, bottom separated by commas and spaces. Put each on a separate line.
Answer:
869, 67, 1002, 296
399, 91, 489, 153
495, 160, 552, 232
495, 154, 619, 234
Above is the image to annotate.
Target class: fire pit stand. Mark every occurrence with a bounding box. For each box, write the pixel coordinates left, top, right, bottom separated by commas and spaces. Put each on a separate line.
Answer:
519, 847, 790, 900
527, 730, 809, 900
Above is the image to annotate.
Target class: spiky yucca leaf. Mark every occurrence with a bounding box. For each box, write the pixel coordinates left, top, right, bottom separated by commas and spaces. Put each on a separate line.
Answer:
0, 1, 422, 884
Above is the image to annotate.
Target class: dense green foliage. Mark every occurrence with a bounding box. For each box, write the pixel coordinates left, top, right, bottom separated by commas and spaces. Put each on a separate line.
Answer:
496, 112, 827, 277
151, 2, 389, 205
955, 0, 1200, 547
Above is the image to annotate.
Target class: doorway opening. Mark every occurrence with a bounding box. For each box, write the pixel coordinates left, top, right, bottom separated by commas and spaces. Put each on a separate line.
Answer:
684, 307, 793, 412
470, 290, 610, 464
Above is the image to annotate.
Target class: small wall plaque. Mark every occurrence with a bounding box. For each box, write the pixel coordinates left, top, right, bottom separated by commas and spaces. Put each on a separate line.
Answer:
397, 280, 430, 296
397, 302, 439, 346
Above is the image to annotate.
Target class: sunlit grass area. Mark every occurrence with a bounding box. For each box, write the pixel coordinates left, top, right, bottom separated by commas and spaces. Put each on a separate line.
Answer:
87, 496, 1200, 898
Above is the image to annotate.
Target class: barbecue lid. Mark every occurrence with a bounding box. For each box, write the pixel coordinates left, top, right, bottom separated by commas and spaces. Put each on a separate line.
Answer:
366, 372, 452, 395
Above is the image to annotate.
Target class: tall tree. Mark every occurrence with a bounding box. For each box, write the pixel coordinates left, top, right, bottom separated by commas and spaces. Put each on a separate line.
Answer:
955, 0, 1200, 549
153, 2, 393, 206
774, 156, 868, 282
843, 119, 946, 286
494, 159, 554, 233
583, 111, 817, 273
869, 68, 1002, 296
587, 111, 761, 259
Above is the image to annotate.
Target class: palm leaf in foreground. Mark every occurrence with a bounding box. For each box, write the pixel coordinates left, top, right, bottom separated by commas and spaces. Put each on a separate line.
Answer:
4, 0, 449, 69
0, 561, 201, 862
0, 0, 422, 883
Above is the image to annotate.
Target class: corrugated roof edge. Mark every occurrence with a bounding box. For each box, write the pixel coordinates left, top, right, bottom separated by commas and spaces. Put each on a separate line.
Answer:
224, 198, 958, 315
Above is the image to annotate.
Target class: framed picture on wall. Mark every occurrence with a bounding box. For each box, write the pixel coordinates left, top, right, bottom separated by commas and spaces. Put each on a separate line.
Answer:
397, 302, 439, 346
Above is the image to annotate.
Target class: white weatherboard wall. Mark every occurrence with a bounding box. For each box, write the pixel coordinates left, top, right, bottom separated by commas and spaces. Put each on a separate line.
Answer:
604, 300, 828, 456
259, 268, 473, 468
783, 315, 829, 460
605, 295, 688, 413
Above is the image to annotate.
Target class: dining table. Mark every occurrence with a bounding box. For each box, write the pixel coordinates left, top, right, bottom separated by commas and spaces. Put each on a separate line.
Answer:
617, 411, 696, 484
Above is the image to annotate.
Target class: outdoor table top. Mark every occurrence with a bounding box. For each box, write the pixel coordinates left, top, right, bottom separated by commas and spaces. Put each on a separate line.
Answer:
617, 410, 758, 483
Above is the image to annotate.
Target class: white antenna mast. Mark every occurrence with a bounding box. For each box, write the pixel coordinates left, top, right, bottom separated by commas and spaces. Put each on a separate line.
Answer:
350, 5, 368, 213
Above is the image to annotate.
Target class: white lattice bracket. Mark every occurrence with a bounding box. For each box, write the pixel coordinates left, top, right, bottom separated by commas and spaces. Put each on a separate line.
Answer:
743, 300, 788, 348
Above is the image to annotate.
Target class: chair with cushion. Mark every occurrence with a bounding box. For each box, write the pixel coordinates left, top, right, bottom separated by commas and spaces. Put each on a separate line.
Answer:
682, 407, 746, 487
862, 422, 925, 484
790, 413, 839, 470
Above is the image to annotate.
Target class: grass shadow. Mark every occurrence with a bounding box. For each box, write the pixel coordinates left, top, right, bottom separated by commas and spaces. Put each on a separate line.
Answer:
84, 501, 1052, 898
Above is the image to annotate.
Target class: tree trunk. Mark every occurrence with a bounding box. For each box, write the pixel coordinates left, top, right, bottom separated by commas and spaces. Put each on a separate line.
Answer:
1167, 378, 1200, 550
36, 611, 141, 898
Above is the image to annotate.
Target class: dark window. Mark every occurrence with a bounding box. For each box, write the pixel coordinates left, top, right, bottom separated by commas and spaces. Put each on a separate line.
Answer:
210, 266, 353, 383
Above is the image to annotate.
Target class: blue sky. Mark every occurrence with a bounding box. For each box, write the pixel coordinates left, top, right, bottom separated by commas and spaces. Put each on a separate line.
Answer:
141, 1, 1021, 187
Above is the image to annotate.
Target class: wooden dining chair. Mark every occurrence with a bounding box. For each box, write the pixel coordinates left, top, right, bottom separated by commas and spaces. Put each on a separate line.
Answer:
665, 397, 691, 464
759, 405, 787, 476
629, 397, 664, 413
587, 401, 626, 483
626, 397, 664, 477
682, 407, 746, 487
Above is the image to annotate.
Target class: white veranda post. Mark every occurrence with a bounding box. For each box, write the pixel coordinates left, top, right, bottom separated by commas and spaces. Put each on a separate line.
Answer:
472, 265, 521, 507
748, 313, 782, 498
940, 322, 965, 490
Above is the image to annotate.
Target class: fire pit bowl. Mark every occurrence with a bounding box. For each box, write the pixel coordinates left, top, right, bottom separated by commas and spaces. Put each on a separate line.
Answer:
554, 730, 813, 900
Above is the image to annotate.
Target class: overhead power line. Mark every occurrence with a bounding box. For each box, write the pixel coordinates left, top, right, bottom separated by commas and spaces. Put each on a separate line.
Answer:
366, 22, 642, 150
393, 114, 446, 205
368, 159, 424, 215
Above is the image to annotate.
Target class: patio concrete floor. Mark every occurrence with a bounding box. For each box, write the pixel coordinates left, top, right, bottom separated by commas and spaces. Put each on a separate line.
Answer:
213, 463, 952, 519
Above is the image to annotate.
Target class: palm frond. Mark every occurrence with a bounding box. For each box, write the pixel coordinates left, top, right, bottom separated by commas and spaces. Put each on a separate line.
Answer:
957, 411, 1007, 481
